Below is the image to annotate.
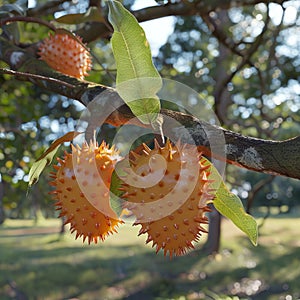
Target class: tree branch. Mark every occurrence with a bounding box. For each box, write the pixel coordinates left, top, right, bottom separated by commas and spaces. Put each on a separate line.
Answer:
1, 37, 299, 180
75, 0, 287, 42
213, 6, 271, 110
0, 16, 56, 31
27, 0, 68, 17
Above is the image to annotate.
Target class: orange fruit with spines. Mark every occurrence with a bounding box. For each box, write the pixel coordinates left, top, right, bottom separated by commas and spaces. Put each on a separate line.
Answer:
49, 140, 123, 244
120, 140, 214, 258
38, 32, 92, 80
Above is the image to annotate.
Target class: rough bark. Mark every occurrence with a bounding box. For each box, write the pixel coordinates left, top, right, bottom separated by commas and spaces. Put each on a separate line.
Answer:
1, 39, 299, 180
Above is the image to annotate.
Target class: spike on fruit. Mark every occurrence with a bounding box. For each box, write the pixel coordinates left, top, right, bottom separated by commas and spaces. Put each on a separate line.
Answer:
49, 140, 124, 244
121, 139, 215, 258
38, 32, 92, 80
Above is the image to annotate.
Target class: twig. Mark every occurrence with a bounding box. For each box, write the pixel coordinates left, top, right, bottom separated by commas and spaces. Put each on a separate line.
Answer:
27, 0, 67, 17
266, 4, 285, 84
0, 68, 76, 89
0, 16, 56, 31
202, 14, 244, 59
90, 52, 116, 81
214, 7, 271, 107
246, 175, 275, 213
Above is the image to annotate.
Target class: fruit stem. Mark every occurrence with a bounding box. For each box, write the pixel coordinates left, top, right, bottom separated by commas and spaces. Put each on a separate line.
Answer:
0, 16, 56, 31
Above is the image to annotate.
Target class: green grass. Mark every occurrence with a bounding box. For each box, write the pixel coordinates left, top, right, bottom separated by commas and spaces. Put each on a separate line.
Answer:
1, 214, 300, 300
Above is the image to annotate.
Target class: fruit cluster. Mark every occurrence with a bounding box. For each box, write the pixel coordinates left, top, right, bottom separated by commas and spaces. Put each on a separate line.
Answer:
49, 139, 214, 257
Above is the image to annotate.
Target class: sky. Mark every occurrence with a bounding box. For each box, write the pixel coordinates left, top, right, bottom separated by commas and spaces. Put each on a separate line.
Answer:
131, 0, 175, 56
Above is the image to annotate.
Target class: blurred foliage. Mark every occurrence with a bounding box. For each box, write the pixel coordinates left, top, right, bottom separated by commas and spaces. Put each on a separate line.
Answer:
0, 0, 115, 220
155, 3, 300, 212
0, 0, 299, 221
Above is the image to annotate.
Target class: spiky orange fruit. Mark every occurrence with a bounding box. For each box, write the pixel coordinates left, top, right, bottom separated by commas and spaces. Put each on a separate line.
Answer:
49, 140, 123, 244
39, 32, 91, 79
121, 140, 214, 258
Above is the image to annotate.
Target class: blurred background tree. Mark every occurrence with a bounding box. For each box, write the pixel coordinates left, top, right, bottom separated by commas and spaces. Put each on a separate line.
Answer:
154, 1, 300, 252
0, 0, 299, 253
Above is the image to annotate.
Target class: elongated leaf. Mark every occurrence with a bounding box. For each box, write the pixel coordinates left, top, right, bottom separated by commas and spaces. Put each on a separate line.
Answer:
109, 168, 124, 217
107, 0, 162, 125
55, 7, 104, 24
214, 185, 258, 246
28, 150, 57, 187
202, 157, 258, 246
28, 131, 82, 187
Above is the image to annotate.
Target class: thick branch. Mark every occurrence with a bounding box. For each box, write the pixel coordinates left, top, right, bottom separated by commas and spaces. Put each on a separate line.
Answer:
160, 110, 300, 179
136, 0, 287, 19
1, 38, 299, 180
76, 0, 287, 42
27, 0, 67, 17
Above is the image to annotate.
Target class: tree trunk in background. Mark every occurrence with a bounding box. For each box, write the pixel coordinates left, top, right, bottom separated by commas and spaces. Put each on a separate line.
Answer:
205, 205, 221, 254
0, 181, 6, 225
32, 185, 45, 223
60, 217, 65, 234
204, 10, 232, 254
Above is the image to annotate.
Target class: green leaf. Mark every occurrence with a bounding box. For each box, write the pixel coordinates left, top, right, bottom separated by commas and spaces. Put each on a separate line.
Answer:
28, 131, 82, 187
28, 148, 57, 187
202, 157, 258, 246
214, 186, 258, 246
109, 168, 124, 217
107, 0, 162, 125
55, 7, 105, 24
